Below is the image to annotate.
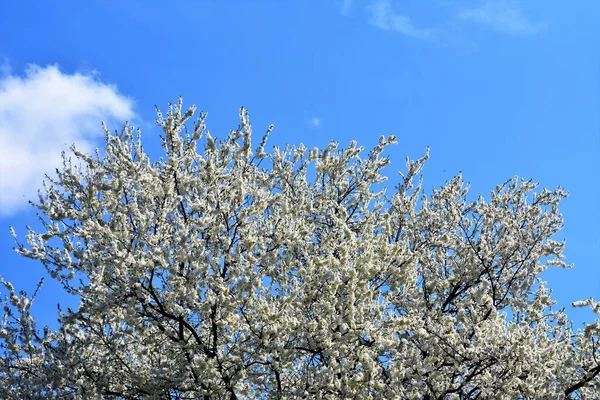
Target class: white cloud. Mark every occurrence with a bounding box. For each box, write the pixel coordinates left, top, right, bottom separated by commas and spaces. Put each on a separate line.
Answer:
458, 1, 541, 35
0, 64, 134, 216
366, 0, 437, 40
309, 117, 321, 127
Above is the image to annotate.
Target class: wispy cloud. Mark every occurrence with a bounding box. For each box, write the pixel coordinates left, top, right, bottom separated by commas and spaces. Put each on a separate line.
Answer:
458, 1, 541, 35
0, 64, 135, 216
359, 1, 542, 43
366, 0, 438, 40
0, 57, 10, 77
309, 117, 321, 127
339, 0, 352, 16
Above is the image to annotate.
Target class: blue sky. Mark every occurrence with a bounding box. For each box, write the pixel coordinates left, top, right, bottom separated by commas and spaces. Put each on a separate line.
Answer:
0, 0, 598, 328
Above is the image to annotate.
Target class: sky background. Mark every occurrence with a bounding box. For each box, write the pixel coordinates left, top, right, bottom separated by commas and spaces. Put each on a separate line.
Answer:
0, 0, 598, 328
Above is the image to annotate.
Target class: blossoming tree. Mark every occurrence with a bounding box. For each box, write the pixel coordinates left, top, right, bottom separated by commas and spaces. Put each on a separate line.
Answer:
1, 100, 598, 399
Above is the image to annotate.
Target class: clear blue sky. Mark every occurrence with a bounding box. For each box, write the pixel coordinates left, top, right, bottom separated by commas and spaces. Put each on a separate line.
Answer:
0, 0, 598, 328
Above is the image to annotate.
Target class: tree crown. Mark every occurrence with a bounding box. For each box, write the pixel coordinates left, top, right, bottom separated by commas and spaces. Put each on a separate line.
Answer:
1, 99, 598, 399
